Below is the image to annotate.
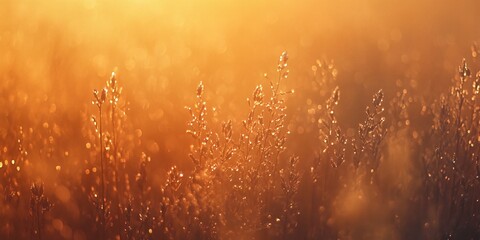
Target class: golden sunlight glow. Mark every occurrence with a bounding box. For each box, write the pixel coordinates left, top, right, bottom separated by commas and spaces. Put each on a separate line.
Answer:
1, 0, 480, 239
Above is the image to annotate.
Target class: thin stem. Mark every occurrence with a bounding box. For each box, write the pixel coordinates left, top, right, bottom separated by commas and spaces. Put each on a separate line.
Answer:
112, 104, 118, 193
99, 105, 106, 238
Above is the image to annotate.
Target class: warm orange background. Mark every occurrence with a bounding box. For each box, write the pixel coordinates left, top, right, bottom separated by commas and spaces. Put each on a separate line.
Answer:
1, 1, 480, 238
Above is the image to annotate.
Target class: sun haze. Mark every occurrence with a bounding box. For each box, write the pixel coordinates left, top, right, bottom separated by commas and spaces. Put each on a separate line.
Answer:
1, 0, 480, 239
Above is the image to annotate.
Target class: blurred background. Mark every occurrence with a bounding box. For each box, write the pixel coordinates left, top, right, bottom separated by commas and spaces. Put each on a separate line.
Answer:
1, 0, 480, 238
2, 0, 480, 166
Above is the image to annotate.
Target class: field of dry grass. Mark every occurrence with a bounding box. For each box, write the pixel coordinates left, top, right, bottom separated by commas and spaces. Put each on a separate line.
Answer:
1, 1, 480, 239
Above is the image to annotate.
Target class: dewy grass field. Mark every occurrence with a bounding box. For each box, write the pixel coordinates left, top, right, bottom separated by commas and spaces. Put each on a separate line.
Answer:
1, 0, 480, 239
